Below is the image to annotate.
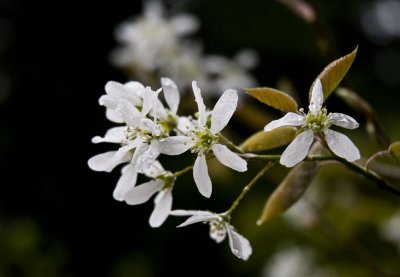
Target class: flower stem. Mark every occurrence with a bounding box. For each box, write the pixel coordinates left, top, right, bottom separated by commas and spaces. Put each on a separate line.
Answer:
174, 165, 193, 177
226, 162, 275, 217
242, 154, 281, 161
308, 155, 400, 197
247, 153, 400, 197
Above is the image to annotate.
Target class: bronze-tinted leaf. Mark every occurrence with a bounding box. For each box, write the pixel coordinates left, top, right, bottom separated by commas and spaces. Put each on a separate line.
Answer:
310, 46, 358, 101
246, 87, 298, 112
257, 161, 321, 225
389, 142, 400, 163
240, 127, 297, 152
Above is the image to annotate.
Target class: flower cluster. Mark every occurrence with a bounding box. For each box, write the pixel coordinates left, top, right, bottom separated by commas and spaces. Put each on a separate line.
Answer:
88, 78, 250, 259
110, 1, 257, 96
88, 72, 364, 261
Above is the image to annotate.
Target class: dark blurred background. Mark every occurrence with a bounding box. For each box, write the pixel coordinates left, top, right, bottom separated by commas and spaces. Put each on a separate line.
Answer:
1, 0, 400, 276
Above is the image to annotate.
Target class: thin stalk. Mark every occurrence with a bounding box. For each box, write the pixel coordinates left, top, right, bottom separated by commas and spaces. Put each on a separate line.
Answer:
247, 153, 400, 197
365, 150, 390, 171
226, 162, 275, 217
310, 155, 400, 197
174, 165, 193, 177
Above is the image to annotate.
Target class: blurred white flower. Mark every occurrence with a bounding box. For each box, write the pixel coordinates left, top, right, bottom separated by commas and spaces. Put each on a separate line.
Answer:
264, 78, 360, 167
262, 245, 336, 277
380, 210, 400, 252
263, 246, 314, 277
110, 0, 200, 82
170, 210, 252, 260
110, 1, 258, 95
202, 50, 258, 96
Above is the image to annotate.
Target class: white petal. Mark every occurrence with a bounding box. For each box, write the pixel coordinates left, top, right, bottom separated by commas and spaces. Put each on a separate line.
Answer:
227, 227, 252, 260
149, 188, 173, 228
280, 130, 314, 167
155, 136, 195, 155
170, 14, 199, 35
264, 112, 305, 132
140, 118, 162, 136
170, 210, 214, 217
150, 98, 168, 120
324, 129, 360, 161
88, 151, 116, 172
210, 89, 238, 134
309, 78, 324, 115
327, 113, 359, 129
88, 150, 130, 172
105, 81, 141, 105
192, 81, 207, 127
161, 77, 180, 114
173, 212, 218, 227
130, 141, 146, 168
212, 143, 247, 172
124, 180, 163, 205
134, 142, 160, 173
143, 161, 165, 178
91, 126, 126, 144
125, 81, 146, 93
143, 87, 161, 116
99, 95, 118, 109
177, 116, 195, 134
116, 99, 141, 127
193, 154, 212, 198
113, 164, 138, 201
105, 108, 123, 123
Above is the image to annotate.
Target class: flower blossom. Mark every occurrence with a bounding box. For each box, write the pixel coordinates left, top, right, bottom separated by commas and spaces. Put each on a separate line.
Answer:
264, 78, 360, 167
88, 80, 173, 201
122, 162, 175, 228
170, 210, 252, 260
202, 50, 258, 96
156, 81, 247, 198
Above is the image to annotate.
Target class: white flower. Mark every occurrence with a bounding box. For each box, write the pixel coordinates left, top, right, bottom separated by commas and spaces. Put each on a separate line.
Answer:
120, 162, 175, 228
157, 81, 247, 198
170, 210, 252, 260
264, 78, 360, 167
88, 80, 165, 201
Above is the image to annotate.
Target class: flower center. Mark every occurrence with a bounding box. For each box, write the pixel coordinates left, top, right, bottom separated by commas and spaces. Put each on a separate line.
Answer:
303, 107, 328, 132
159, 113, 178, 133
191, 128, 219, 154
209, 219, 227, 242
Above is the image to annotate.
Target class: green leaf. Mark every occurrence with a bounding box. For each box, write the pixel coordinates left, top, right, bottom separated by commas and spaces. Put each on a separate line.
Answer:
310, 46, 358, 101
245, 87, 298, 112
240, 127, 297, 152
257, 161, 320, 225
389, 142, 400, 163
